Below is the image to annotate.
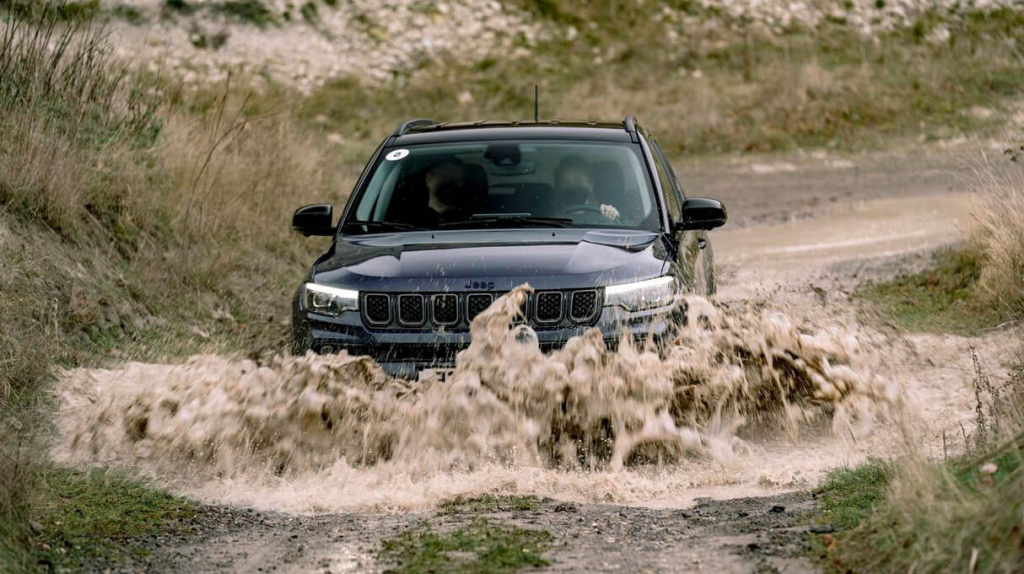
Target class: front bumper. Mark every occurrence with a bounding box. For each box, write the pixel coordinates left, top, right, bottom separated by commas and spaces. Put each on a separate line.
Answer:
292, 303, 681, 379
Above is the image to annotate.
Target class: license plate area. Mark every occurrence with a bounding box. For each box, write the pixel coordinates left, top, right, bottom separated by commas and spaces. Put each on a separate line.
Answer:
418, 367, 455, 382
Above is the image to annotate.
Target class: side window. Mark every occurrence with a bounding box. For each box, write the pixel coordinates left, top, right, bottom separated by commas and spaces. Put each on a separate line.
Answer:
649, 139, 682, 220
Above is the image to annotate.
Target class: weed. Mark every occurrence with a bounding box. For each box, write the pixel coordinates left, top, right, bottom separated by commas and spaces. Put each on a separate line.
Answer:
31, 468, 200, 571
212, 0, 275, 27
299, 0, 316, 23
814, 459, 891, 531
439, 494, 542, 515
814, 352, 1024, 574
379, 519, 552, 574
820, 443, 1024, 574
971, 146, 1024, 320
858, 247, 1006, 335
162, 0, 194, 15
111, 4, 145, 24
0, 422, 32, 572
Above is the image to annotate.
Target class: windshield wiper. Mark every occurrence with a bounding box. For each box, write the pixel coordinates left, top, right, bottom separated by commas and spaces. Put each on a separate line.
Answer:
437, 215, 573, 229
344, 220, 428, 232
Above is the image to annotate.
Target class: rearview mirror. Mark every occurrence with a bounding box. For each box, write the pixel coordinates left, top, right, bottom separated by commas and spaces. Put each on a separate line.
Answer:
292, 204, 335, 237
674, 197, 727, 231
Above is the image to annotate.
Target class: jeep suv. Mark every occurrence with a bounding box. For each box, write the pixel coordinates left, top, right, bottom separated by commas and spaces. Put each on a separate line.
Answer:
291, 117, 726, 378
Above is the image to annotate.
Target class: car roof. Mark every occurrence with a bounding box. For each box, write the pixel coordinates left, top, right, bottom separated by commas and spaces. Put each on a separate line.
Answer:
389, 118, 641, 146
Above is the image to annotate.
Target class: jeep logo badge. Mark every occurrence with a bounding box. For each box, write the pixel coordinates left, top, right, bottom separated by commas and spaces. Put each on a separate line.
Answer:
464, 281, 495, 290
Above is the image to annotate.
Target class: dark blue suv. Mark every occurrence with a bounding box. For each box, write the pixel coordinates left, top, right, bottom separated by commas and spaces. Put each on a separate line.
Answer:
291, 117, 726, 378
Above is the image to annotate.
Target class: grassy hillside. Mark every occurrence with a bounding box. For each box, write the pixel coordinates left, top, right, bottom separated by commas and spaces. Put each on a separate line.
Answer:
297, 3, 1024, 157
0, 8, 337, 569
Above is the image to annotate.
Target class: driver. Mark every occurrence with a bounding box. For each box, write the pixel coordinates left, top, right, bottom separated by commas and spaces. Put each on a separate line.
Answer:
410, 157, 472, 226
554, 155, 597, 206
553, 155, 619, 222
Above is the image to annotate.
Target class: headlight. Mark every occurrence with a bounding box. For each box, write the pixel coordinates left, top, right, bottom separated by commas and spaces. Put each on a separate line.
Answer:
603, 276, 678, 312
303, 283, 358, 317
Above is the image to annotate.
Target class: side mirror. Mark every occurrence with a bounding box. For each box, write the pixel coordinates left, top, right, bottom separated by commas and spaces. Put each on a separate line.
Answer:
292, 204, 335, 237
674, 197, 727, 231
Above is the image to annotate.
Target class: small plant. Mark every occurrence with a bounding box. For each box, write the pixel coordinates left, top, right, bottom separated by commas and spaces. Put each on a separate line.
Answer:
212, 0, 276, 27
299, 0, 317, 23
112, 4, 145, 24
379, 519, 551, 574
162, 0, 194, 15
857, 248, 1004, 336
439, 494, 542, 515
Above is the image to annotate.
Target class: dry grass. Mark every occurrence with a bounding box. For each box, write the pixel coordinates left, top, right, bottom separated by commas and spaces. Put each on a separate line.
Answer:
0, 9, 345, 399
299, 6, 1024, 157
822, 146, 1024, 574
971, 148, 1024, 322
0, 8, 342, 569
825, 359, 1024, 574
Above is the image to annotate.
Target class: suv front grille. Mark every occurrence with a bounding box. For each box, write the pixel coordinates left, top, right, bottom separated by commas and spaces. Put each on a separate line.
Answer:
570, 290, 598, 322
397, 294, 425, 326
357, 290, 600, 330
535, 292, 563, 323
431, 294, 458, 325
364, 294, 390, 325
466, 293, 493, 321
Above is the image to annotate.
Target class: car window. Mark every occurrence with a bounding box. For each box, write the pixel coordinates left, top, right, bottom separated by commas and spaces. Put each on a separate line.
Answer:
344, 140, 660, 232
649, 139, 682, 221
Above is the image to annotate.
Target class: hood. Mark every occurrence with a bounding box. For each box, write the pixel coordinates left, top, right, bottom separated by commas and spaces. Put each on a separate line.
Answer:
312, 229, 671, 291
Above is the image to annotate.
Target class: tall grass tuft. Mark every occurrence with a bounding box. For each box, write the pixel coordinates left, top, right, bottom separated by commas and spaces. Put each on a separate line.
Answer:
826, 357, 1024, 574
0, 3, 160, 238
971, 148, 1024, 322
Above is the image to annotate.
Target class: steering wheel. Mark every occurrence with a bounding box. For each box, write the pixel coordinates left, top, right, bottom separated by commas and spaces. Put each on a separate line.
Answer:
561, 204, 604, 217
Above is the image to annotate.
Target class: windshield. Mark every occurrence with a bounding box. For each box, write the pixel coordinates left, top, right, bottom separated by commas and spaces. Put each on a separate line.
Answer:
344, 140, 660, 233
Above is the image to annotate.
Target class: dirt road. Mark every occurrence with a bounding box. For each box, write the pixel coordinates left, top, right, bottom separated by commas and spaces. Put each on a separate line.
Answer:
71, 144, 1012, 574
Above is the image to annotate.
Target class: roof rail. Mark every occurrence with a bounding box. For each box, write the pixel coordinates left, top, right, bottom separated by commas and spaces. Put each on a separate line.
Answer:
623, 115, 638, 142
393, 118, 439, 136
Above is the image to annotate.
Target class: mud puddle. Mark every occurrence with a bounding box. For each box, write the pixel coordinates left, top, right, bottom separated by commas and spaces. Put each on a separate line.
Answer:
51, 191, 996, 515
55, 282, 912, 515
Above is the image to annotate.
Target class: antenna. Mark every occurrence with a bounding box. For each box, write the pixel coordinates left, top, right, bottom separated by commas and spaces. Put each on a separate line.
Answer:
534, 84, 539, 123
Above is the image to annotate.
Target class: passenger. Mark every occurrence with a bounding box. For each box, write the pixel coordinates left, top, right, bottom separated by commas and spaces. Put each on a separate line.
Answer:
411, 158, 472, 226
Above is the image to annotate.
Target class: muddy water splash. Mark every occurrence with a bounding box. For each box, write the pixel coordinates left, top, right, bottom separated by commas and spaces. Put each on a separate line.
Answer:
54, 286, 905, 511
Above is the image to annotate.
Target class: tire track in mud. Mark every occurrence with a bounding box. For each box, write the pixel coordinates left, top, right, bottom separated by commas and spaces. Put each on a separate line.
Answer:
58, 147, 1018, 573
